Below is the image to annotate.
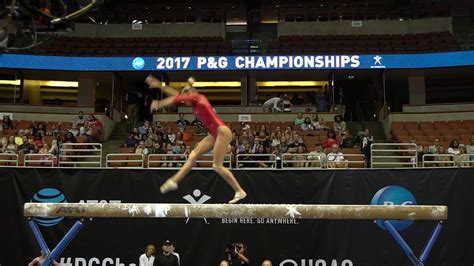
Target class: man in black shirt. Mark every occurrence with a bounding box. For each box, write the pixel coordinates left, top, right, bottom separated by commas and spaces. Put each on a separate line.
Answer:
154, 240, 179, 266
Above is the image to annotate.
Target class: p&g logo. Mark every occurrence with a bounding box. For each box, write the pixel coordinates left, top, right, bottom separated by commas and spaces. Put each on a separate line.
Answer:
132, 57, 145, 70
31, 188, 67, 227
371, 185, 417, 231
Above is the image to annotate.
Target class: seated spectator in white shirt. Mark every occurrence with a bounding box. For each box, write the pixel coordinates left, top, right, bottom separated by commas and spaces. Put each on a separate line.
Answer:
139, 244, 156, 266
327, 144, 347, 168
80, 121, 94, 143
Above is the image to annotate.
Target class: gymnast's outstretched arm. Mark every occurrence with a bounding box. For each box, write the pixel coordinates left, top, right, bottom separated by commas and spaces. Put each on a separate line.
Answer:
150, 96, 176, 113
145, 75, 179, 96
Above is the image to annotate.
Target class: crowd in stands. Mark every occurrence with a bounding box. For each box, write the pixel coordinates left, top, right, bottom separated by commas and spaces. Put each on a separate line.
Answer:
122, 113, 371, 168
0, 112, 102, 163
392, 121, 474, 167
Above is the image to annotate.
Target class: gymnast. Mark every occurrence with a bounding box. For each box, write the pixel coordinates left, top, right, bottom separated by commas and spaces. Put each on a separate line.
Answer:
145, 75, 247, 204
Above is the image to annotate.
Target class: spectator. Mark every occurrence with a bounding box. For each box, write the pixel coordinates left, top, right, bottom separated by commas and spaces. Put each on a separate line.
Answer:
2, 115, 12, 130
467, 136, 474, 160
250, 136, 260, 153
49, 139, 60, 158
258, 132, 270, 148
161, 134, 171, 147
191, 116, 203, 127
15, 129, 25, 145
434, 146, 450, 167
139, 121, 151, 136
361, 129, 373, 166
32, 134, 44, 147
237, 139, 249, 154
333, 115, 346, 136
176, 113, 190, 129
135, 141, 149, 156
340, 130, 353, 148
132, 127, 141, 139
226, 243, 249, 266
0, 137, 6, 151
447, 139, 460, 155
428, 138, 441, 154
46, 123, 60, 136
28, 123, 38, 136
219, 261, 230, 266
73, 111, 86, 126
170, 244, 180, 266
28, 251, 60, 266
280, 136, 289, 154
150, 142, 165, 154
145, 135, 155, 148
294, 113, 305, 126
39, 143, 50, 160
4, 136, 18, 154
327, 144, 347, 168
88, 114, 102, 127
256, 125, 269, 137
36, 122, 46, 137
255, 144, 269, 168
139, 244, 156, 266
294, 145, 307, 168
323, 131, 339, 150
19, 136, 35, 154
69, 123, 80, 137
262, 95, 282, 112
124, 133, 139, 148
310, 116, 321, 130
167, 128, 176, 144
64, 132, 77, 143
271, 132, 281, 147
262, 260, 273, 266
456, 144, 469, 166
307, 143, 327, 168
80, 121, 94, 143
153, 240, 178, 266
281, 94, 292, 112
301, 117, 315, 131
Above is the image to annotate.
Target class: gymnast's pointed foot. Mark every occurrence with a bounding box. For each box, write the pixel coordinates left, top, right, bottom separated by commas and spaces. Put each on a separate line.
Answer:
228, 191, 247, 204
160, 179, 178, 194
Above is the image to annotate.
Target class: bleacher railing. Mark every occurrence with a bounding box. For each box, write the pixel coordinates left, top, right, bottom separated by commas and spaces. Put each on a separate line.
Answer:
236, 154, 277, 169
371, 143, 418, 168
195, 154, 232, 169
459, 154, 474, 167
24, 154, 55, 167
422, 154, 456, 168
282, 153, 323, 169
107, 154, 144, 168
0, 153, 18, 167
147, 154, 187, 169
59, 143, 102, 168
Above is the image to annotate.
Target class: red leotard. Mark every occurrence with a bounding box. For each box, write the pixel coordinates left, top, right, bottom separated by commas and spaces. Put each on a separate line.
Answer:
173, 92, 226, 137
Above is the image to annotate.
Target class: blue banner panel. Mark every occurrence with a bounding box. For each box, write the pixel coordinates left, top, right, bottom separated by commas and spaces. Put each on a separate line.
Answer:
1, 51, 474, 71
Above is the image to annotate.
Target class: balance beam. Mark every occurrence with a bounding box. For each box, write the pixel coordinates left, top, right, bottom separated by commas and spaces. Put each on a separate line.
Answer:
24, 203, 448, 220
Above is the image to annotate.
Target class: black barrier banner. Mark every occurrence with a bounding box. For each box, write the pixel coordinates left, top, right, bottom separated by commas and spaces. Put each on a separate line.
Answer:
1, 168, 474, 266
